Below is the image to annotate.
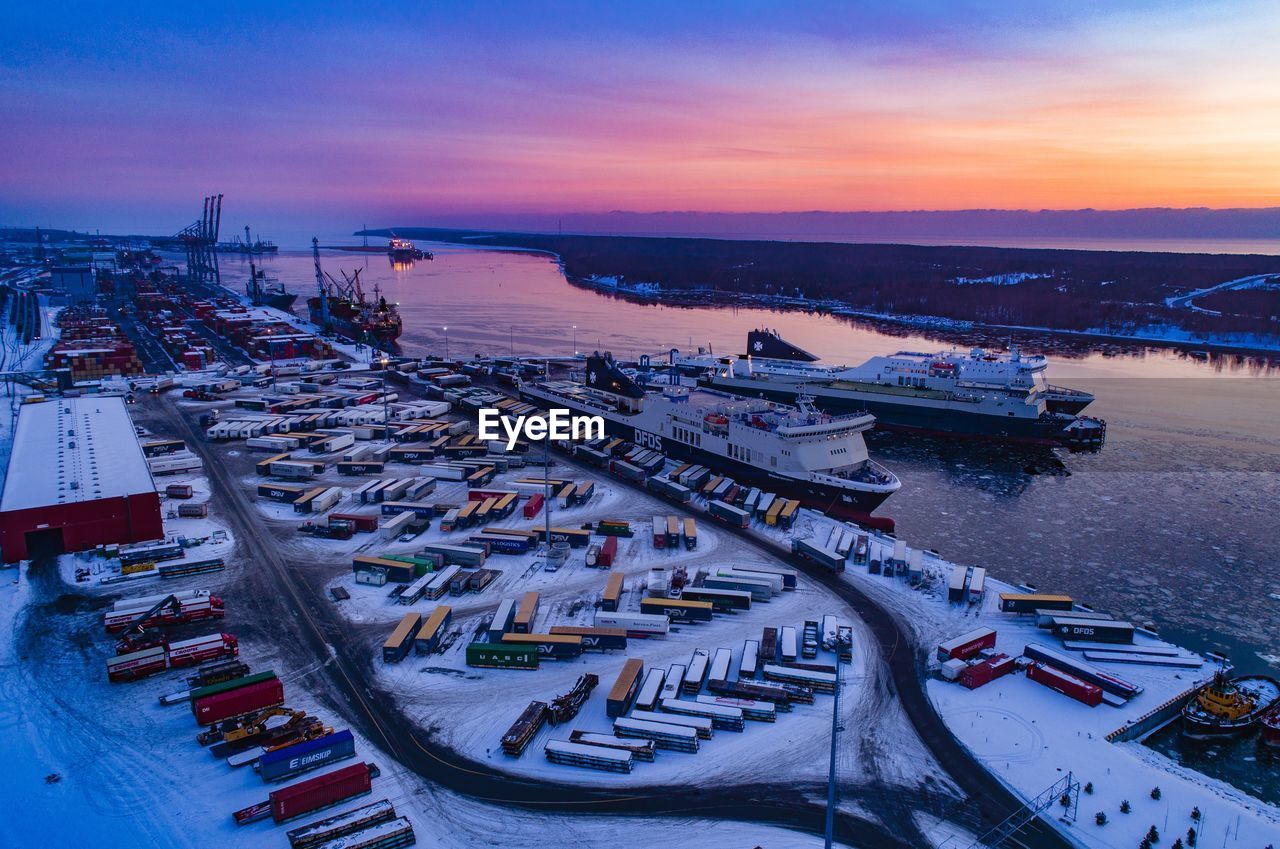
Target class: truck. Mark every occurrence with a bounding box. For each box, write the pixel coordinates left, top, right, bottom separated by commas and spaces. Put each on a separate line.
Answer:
682, 517, 697, 550
792, 538, 845, 572
708, 499, 750, 528
108, 632, 239, 683
104, 593, 225, 632
1025, 662, 1103, 707
382, 613, 421, 663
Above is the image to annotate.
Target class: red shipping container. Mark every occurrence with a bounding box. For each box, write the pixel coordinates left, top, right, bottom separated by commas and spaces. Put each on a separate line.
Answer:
329, 512, 379, 532
936, 627, 997, 662
193, 678, 285, 725
523, 493, 544, 519
959, 653, 1015, 690
1026, 662, 1102, 707
598, 535, 618, 568
270, 762, 376, 823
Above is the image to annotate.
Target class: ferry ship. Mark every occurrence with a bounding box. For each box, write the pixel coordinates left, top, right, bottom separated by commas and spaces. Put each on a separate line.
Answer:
518, 353, 900, 524
672, 329, 1103, 447
1181, 670, 1280, 738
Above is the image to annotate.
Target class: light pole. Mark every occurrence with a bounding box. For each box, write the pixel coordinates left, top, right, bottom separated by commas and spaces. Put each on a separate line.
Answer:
442, 326, 449, 360
510, 325, 515, 358
572, 325, 577, 356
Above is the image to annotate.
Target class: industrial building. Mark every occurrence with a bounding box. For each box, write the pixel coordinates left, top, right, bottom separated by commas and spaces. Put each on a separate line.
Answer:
0, 397, 162, 561
50, 266, 97, 303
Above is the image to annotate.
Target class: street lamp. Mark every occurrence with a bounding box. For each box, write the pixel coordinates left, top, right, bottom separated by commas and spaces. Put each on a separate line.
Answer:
442, 326, 449, 360
572, 325, 577, 356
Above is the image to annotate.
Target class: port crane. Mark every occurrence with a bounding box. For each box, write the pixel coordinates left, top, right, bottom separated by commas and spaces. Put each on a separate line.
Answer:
176, 195, 222, 282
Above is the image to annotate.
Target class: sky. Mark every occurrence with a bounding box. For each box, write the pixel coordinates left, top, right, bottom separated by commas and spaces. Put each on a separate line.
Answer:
2, 1, 1279, 239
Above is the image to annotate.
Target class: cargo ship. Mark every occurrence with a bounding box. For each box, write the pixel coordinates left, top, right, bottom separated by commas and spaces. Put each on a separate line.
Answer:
1181, 670, 1280, 738
673, 329, 1104, 448
308, 238, 401, 346
246, 263, 296, 312
519, 353, 900, 523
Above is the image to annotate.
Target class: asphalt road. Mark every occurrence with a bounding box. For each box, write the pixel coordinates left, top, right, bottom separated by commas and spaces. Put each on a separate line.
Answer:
135, 387, 1072, 848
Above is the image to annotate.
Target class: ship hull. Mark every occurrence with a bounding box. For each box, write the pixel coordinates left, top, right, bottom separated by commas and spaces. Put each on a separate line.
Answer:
307, 299, 401, 345
1261, 716, 1280, 747
518, 386, 895, 526
698, 375, 1095, 447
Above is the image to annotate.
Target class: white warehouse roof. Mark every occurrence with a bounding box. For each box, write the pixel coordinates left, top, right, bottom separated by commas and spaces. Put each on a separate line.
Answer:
0, 397, 156, 512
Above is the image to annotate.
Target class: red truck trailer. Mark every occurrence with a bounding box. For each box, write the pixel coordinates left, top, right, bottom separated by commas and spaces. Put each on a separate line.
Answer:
194, 677, 285, 725
523, 493, 544, 519
1025, 661, 1103, 706
104, 595, 225, 632
233, 762, 380, 825
107, 633, 238, 683
597, 535, 618, 568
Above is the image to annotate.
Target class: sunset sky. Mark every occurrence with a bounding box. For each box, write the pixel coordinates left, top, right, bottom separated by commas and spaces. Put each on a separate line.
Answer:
2, 1, 1279, 236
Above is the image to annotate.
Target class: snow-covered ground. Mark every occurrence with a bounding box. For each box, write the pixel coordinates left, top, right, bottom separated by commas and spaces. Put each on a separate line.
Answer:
766, 509, 1280, 848
299, 460, 939, 794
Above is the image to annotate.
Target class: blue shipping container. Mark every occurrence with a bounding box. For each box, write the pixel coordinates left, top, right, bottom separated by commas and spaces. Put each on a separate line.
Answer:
257, 730, 357, 783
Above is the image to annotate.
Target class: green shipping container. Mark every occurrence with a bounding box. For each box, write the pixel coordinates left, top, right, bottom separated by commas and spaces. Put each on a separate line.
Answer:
384, 554, 437, 577
465, 643, 539, 670
188, 671, 277, 703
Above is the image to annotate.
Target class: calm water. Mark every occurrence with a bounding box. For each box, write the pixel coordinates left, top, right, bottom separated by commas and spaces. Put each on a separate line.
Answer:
223, 244, 1280, 791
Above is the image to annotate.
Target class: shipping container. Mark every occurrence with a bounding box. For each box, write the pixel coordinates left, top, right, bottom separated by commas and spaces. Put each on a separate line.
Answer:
1023, 643, 1143, 699
382, 613, 422, 663
779, 627, 798, 662
947, 566, 969, 603
544, 739, 633, 774
738, 641, 759, 680
1025, 661, 1103, 707
501, 632, 583, 660
540, 527, 591, 548
414, 606, 453, 655
696, 693, 776, 722
936, 627, 997, 662
640, 597, 713, 623
708, 499, 750, 528
792, 538, 845, 572
759, 627, 778, 665
968, 567, 986, 603
194, 678, 285, 725
513, 591, 540, 633
958, 653, 1016, 690
702, 574, 773, 602
683, 649, 710, 694
708, 647, 732, 683
466, 642, 539, 670
660, 665, 685, 702
594, 611, 669, 638
999, 593, 1073, 614
1049, 618, 1135, 644
258, 730, 357, 783
601, 573, 624, 612
548, 626, 628, 652
634, 668, 666, 712
331, 512, 379, 533
679, 587, 751, 613
606, 658, 644, 717
260, 762, 379, 825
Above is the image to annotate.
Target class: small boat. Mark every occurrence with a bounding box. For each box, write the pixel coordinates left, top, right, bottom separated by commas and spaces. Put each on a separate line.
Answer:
1181, 670, 1280, 738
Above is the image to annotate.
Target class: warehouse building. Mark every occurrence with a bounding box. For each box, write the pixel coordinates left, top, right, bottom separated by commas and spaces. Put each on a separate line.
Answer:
0, 397, 162, 562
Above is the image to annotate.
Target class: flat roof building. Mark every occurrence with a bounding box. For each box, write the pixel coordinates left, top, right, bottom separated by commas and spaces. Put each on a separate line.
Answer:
0, 397, 162, 561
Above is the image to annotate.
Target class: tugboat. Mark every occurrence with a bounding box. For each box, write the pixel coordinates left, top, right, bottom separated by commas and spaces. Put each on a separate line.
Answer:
1181, 667, 1280, 738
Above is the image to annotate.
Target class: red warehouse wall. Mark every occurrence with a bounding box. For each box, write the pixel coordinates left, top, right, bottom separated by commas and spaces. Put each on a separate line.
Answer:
0, 492, 163, 562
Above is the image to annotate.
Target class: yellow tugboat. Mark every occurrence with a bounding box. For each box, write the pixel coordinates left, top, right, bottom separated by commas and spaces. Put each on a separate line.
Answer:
1181, 668, 1280, 739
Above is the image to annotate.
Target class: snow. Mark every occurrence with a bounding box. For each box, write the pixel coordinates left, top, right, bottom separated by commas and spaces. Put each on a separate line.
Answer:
761, 508, 1280, 848
0, 396, 157, 511
951, 272, 1051, 286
